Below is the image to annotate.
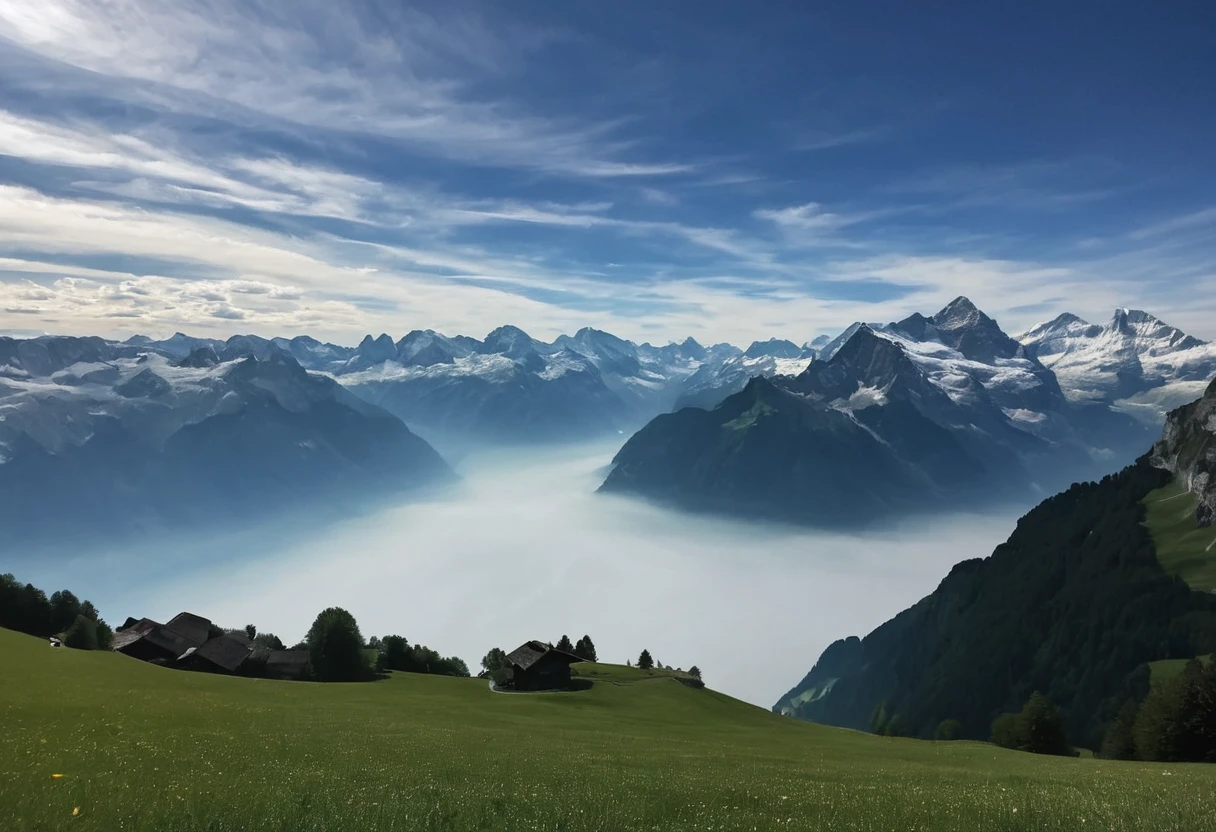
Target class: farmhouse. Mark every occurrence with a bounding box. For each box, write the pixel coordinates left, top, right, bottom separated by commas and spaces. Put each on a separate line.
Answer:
265, 650, 312, 681
178, 633, 253, 674
111, 614, 212, 664
506, 640, 584, 691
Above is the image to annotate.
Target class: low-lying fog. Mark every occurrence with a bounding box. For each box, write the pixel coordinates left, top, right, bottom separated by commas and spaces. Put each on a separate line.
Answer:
15, 443, 1022, 707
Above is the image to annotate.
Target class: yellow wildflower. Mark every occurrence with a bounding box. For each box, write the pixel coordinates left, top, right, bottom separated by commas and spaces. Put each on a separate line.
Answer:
72, 807, 80, 817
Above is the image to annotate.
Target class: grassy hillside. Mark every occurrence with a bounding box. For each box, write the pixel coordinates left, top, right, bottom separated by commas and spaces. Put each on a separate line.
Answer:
4, 631, 1216, 830
1144, 477, 1216, 591
1149, 655, 1213, 685
570, 661, 698, 684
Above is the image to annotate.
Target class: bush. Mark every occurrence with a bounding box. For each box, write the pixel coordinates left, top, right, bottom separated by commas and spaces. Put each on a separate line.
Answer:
934, 719, 962, 741
63, 615, 100, 650
305, 607, 371, 682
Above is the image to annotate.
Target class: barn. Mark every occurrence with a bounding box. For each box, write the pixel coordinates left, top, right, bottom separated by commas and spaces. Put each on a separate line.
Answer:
506, 641, 584, 691
178, 633, 253, 674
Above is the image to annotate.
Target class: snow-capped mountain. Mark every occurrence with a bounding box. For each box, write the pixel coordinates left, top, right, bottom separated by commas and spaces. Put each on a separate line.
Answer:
601, 298, 1155, 527
1019, 309, 1216, 424
672, 352, 814, 411
312, 326, 756, 450
0, 339, 452, 548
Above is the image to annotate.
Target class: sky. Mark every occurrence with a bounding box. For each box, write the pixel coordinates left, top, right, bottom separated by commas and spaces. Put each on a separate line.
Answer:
0, 1, 1213, 346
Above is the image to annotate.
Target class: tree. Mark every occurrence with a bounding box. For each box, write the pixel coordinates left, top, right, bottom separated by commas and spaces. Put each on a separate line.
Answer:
63, 614, 99, 650
1020, 692, 1071, 756
688, 666, 702, 681
934, 719, 962, 741
556, 634, 574, 653
1100, 700, 1139, 760
49, 590, 81, 634
573, 635, 598, 662
244, 624, 257, 641
637, 649, 654, 671
482, 648, 510, 675
1132, 659, 1216, 763
253, 632, 285, 651
991, 693, 1070, 756
380, 635, 412, 672
869, 701, 891, 735
990, 712, 1022, 750
305, 607, 370, 682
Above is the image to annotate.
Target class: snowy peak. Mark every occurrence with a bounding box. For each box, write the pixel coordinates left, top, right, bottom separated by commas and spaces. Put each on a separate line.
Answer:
1019, 313, 1102, 349
744, 338, 804, 359
933, 296, 984, 329
1109, 309, 1206, 352
924, 297, 1023, 363
481, 325, 541, 360
1018, 308, 1216, 414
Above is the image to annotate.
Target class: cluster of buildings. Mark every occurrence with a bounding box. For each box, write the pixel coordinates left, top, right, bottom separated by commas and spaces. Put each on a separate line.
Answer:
111, 611, 311, 680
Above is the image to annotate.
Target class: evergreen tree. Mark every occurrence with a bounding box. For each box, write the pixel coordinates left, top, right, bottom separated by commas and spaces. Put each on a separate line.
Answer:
638, 649, 654, 671
574, 635, 598, 662
49, 590, 81, 634
305, 607, 370, 682
688, 666, 702, 681
556, 634, 575, 653
244, 624, 257, 641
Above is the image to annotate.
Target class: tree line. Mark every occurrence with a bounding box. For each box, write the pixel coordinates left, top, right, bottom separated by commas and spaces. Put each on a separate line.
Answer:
1101, 658, 1216, 763
0, 573, 113, 650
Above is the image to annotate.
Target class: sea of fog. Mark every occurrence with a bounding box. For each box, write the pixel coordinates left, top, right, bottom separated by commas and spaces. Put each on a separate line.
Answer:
12, 442, 1023, 708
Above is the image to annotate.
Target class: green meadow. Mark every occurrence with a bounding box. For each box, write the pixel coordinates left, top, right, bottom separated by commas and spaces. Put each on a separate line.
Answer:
1144, 478, 1216, 591
3, 628, 1216, 831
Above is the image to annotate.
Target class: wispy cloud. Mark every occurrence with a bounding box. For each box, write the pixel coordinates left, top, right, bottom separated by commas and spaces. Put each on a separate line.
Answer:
0, 1, 1211, 345
0, 0, 691, 180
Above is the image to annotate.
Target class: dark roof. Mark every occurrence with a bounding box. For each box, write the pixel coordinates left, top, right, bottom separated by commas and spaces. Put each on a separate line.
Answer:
111, 618, 161, 651
267, 650, 311, 668
192, 634, 253, 672
165, 612, 213, 649
507, 640, 584, 671
113, 622, 194, 658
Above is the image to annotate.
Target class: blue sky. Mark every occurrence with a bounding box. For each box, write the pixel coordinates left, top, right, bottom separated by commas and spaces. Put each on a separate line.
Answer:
0, 1, 1212, 345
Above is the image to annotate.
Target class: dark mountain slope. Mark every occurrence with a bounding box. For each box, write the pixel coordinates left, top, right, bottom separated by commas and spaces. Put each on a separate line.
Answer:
600, 376, 940, 526
774, 381, 1216, 749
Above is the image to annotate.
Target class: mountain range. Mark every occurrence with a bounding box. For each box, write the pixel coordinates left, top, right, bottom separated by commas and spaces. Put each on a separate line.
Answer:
601, 298, 1214, 526
2, 298, 1212, 543
772, 376, 1216, 748
0, 340, 452, 549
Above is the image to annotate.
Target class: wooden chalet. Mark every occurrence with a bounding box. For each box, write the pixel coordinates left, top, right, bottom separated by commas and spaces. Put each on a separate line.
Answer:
265, 650, 312, 681
506, 640, 584, 691
178, 633, 253, 674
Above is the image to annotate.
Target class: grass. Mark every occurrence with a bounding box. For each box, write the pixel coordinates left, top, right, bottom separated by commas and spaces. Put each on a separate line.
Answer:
4, 630, 1216, 831
570, 661, 698, 684
1143, 478, 1216, 592
1149, 655, 1213, 686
